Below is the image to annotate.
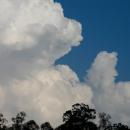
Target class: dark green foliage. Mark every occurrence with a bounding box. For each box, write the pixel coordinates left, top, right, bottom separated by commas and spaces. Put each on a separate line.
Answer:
24, 120, 39, 130
0, 103, 130, 130
61, 103, 97, 130
105, 123, 130, 130
11, 111, 26, 130
55, 121, 98, 130
0, 113, 7, 130
12, 111, 26, 125
41, 122, 53, 130
99, 112, 112, 130
63, 103, 96, 124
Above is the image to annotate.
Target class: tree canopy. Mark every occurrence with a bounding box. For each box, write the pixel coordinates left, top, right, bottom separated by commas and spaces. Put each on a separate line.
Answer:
0, 103, 129, 130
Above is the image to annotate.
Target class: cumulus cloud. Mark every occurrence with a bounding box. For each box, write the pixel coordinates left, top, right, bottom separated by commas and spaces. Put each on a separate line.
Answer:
0, 0, 130, 127
0, 0, 92, 127
0, 0, 82, 82
87, 51, 130, 125
0, 0, 82, 49
0, 65, 92, 126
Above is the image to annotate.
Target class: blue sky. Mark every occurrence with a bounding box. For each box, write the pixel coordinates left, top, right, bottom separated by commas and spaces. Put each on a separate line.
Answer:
56, 0, 130, 82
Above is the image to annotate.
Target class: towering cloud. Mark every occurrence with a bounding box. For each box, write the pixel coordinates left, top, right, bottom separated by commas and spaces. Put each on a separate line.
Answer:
0, 0, 92, 127
0, 0, 130, 127
87, 51, 130, 125
0, 0, 82, 82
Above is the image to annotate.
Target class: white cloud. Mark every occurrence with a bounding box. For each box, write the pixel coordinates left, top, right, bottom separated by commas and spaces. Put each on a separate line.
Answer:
0, 0, 92, 127
0, 0, 82, 49
87, 51, 130, 125
0, 0, 130, 127
0, 65, 92, 126
0, 0, 82, 82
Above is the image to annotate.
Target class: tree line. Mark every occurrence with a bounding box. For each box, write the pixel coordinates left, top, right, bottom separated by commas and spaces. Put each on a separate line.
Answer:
0, 103, 129, 130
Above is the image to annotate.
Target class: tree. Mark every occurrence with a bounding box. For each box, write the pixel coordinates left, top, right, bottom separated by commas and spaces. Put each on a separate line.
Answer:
23, 120, 39, 130
85, 121, 98, 130
0, 103, 130, 130
12, 112, 26, 130
99, 112, 111, 130
63, 103, 96, 124
109, 123, 130, 130
0, 113, 8, 130
41, 122, 53, 130
62, 103, 97, 130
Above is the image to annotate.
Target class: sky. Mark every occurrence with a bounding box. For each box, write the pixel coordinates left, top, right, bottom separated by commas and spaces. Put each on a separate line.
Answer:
0, 0, 130, 127
56, 0, 130, 82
